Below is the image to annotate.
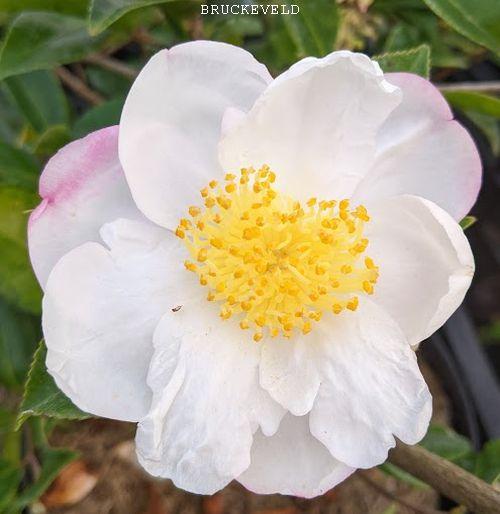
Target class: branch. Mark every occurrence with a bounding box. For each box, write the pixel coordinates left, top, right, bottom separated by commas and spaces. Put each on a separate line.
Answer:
84, 54, 138, 80
358, 471, 445, 514
388, 442, 500, 514
436, 81, 500, 93
56, 67, 104, 106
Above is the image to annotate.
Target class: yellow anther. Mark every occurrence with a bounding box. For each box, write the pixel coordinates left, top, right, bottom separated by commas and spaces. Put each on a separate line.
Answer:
225, 183, 236, 193
180, 218, 191, 229
363, 281, 374, 294
253, 332, 263, 342
209, 180, 218, 189
200, 187, 209, 198
207, 292, 215, 301
341, 265, 352, 274
197, 248, 208, 262
184, 261, 197, 272
339, 199, 350, 210
302, 321, 312, 335
210, 238, 223, 249
332, 303, 342, 314
225, 173, 236, 181
205, 197, 215, 208
365, 257, 375, 269
175, 227, 185, 239
196, 221, 205, 230
189, 206, 201, 217
347, 296, 359, 311
307, 198, 317, 207
200, 276, 208, 286
240, 320, 250, 330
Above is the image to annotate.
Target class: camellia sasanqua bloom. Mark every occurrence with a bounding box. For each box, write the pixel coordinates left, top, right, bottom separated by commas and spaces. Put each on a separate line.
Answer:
28, 42, 481, 497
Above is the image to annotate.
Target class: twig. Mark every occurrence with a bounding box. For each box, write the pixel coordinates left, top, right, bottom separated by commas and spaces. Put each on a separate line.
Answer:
436, 81, 500, 93
56, 67, 104, 106
358, 471, 445, 514
388, 441, 500, 514
84, 54, 138, 79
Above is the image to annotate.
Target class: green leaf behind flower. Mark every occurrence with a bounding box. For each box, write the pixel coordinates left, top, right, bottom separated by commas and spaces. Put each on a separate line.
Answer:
375, 44, 431, 78
0, 12, 99, 80
17, 341, 90, 429
422, 0, 500, 55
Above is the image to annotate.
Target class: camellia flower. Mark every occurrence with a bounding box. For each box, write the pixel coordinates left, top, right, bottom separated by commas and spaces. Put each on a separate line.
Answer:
29, 42, 480, 497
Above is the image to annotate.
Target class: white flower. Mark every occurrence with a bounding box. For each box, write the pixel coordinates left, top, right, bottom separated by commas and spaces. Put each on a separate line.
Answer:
29, 42, 480, 498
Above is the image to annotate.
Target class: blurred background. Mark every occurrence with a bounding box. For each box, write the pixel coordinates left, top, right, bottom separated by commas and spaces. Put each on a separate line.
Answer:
0, 0, 499, 512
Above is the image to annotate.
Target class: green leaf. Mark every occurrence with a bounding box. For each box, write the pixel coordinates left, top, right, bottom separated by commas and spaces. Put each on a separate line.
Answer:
33, 124, 71, 158
3, 70, 69, 133
11, 446, 78, 510
88, 0, 180, 35
379, 462, 428, 489
465, 110, 500, 156
0, 142, 39, 190
72, 97, 125, 138
420, 424, 473, 461
0, 12, 99, 80
459, 216, 477, 230
17, 341, 90, 429
0, 0, 87, 16
422, 0, 500, 55
0, 459, 22, 512
374, 44, 431, 78
0, 299, 39, 389
281, 0, 339, 58
444, 91, 500, 119
0, 186, 41, 314
475, 439, 500, 484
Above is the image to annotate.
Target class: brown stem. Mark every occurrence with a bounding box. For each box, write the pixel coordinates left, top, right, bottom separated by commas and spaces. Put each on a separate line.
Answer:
358, 471, 445, 514
56, 67, 104, 106
436, 81, 500, 93
84, 54, 138, 79
388, 442, 500, 514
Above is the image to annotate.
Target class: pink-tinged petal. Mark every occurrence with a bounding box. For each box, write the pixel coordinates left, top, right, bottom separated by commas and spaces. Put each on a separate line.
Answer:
28, 126, 145, 289
43, 219, 196, 422
365, 194, 474, 346
119, 41, 272, 229
352, 73, 482, 220
219, 51, 401, 202
136, 298, 285, 495
238, 414, 355, 498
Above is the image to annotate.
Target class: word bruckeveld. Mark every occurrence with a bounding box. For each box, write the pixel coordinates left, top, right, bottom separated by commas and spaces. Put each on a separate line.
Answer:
201, 4, 300, 15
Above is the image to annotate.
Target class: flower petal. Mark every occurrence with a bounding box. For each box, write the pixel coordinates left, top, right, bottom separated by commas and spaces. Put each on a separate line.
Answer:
219, 51, 401, 200
309, 300, 432, 469
365, 194, 474, 346
352, 73, 481, 220
136, 301, 285, 495
238, 413, 355, 498
42, 219, 194, 422
28, 126, 145, 289
119, 41, 272, 229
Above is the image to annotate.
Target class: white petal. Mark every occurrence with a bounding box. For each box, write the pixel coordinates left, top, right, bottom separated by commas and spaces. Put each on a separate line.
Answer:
28, 126, 145, 289
136, 301, 285, 495
219, 51, 401, 200
119, 41, 272, 229
352, 73, 481, 220
238, 413, 355, 498
309, 300, 431, 469
365, 194, 474, 346
42, 219, 194, 422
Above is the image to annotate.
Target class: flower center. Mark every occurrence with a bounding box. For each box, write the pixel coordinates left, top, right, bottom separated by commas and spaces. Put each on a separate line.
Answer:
175, 165, 379, 342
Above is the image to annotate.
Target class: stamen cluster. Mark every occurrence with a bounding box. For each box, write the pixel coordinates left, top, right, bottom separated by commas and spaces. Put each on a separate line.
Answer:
175, 165, 379, 341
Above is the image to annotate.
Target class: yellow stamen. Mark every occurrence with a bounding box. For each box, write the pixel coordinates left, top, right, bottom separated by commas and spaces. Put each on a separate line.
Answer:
177, 165, 378, 341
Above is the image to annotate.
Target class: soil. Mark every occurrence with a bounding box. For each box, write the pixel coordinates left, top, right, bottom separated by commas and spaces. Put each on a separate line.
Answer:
43, 359, 448, 514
